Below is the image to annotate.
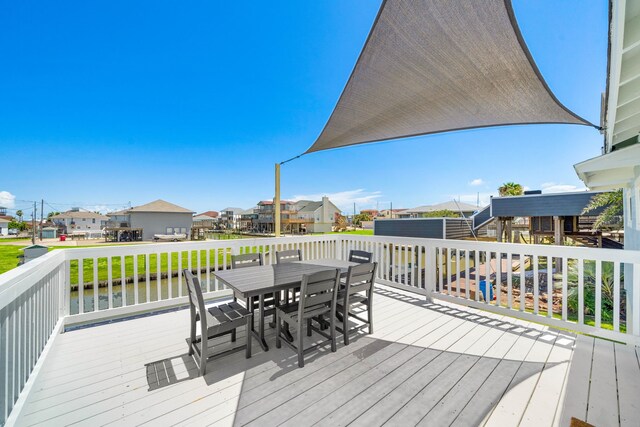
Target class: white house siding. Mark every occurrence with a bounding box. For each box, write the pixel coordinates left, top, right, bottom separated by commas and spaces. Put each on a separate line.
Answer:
52, 216, 107, 233
307, 198, 340, 233
130, 212, 193, 241
0, 220, 9, 235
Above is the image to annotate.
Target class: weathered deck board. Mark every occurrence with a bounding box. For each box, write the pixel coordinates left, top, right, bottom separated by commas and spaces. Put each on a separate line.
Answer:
587, 338, 619, 427
559, 334, 594, 426
615, 343, 640, 427
13, 284, 640, 427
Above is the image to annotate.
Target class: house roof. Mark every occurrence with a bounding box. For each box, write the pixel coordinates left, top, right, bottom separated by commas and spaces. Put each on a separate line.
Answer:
193, 214, 216, 221
51, 211, 109, 220
20, 245, 49, 250
575, 144, 640, 191
297, 201, 323, 213
128, 200, 194, 214
602, 0, 640, 152
490, 191, 607, 217
197, 210, 219, 218
220, 207, 244, 214
406, 201, 480, 213
258, 200, 294, 205
107, 209, 129, 216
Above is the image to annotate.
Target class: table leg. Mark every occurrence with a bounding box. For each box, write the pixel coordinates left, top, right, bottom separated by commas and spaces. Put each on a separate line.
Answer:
247, 296, 268, 352
258, 294, 269, 351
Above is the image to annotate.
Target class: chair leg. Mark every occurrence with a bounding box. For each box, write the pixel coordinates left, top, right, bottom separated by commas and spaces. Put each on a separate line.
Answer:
189, 311, 197, 356
343, 305, 350, 345
307, 318, 312, 337
330, 313, 336, 352
368, 302, 373, 334
199, 336, 207, 376
275, 310, 282, 349
297, 324, 304, 368
231, 329, 237, 342
246, 314, 252, 358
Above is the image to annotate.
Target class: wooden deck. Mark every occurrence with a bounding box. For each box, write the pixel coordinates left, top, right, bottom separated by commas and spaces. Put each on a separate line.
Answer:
14, 285, 640, 427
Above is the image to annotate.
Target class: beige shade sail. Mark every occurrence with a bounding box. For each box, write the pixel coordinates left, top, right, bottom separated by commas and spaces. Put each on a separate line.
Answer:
306, 0, 596, 154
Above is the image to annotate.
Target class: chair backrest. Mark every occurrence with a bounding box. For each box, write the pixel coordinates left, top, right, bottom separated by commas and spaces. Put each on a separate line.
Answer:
232, 253, 263, 269
344, 262, 377, 300
299, 269, 341, 316
183, 269, 207, 329
349, 250, 373, 264
276, 249, 302, 264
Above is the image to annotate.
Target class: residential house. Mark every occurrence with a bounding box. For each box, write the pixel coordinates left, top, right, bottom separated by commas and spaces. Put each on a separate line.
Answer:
0, 215, 10, 235
255, 197, 340, 234
192, 213, 218, 228
296, 197, 341, 233
219, 207, 244, 230
106, 200, 194, 241
255, 201, 297, 233
377, 208, 407, 219
51, 209, 109, 236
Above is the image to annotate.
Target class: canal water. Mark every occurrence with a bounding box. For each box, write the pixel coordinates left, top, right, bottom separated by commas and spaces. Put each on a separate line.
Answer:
69, 276, 223, 315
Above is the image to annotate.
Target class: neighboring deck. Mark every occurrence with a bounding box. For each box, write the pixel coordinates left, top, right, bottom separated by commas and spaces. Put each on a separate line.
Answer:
14, 285, 640, 427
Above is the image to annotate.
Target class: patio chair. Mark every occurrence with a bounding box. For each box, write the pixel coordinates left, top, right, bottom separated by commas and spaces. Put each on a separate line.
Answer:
276, 249, 303, 302
275, 268, 341, 368
276, 249, 302, 263
183, 269, 252, 376
231, 253, 277, 324
231, 252, 263, 269
348, 249, 373, 264
336, 262, 377, 345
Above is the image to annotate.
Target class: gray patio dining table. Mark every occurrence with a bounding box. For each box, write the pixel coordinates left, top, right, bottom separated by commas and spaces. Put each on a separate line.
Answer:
213, 259, 357, 351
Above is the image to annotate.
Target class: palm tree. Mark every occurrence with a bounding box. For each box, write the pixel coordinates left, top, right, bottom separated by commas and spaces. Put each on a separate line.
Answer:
498, 182, 524, 197
582, 189, 623, 230
16, 210, 23, 222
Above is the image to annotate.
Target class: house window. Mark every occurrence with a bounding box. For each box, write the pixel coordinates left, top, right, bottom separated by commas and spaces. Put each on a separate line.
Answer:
92, 218, 95, 224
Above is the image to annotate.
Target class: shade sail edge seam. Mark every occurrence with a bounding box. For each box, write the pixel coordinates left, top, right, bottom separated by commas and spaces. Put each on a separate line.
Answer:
306, 120, 596, 154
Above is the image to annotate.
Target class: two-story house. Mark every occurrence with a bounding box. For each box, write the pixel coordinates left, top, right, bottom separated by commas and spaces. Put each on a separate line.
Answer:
51, 209, 109, 237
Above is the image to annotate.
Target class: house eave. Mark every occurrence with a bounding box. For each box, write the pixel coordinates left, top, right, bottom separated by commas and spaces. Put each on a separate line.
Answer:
574, 144, 640, 190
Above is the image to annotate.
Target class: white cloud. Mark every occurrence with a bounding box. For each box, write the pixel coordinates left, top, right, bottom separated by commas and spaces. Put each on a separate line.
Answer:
540, 182, 586, 193
0, 191, 16, 208
469, 178, 484, 186
290, 189, 382, 212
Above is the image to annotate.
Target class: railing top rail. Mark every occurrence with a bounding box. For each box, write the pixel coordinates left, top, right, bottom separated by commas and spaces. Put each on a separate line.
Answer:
338, 234, 640, 263
62, 234, 339, 259
0, 250, 65, 310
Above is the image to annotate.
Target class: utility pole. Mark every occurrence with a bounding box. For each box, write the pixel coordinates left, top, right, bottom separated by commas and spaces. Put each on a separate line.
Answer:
32, 201, 36, 245
39, 199, 44, 241
390, 201, 393, 219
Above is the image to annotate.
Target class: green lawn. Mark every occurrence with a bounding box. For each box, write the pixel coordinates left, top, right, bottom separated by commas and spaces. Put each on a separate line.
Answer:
327, 229, 374, 235
0, 246, 23, 274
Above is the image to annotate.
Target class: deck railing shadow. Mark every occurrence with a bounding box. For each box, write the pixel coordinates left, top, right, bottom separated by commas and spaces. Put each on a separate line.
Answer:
140, 287, 568, 426
373, 286, 576, 350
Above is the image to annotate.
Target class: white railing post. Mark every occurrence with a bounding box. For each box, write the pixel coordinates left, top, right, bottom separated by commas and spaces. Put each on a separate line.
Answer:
425, 244, 436, 302
63, 257, 70, 318
631, 263, 640, 336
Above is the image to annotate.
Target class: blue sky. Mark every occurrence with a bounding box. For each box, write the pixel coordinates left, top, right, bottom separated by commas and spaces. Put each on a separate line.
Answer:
0, 1, 608, 216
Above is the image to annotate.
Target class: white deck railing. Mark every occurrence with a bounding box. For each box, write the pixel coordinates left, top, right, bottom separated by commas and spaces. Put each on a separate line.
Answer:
1, 234, 640, 425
